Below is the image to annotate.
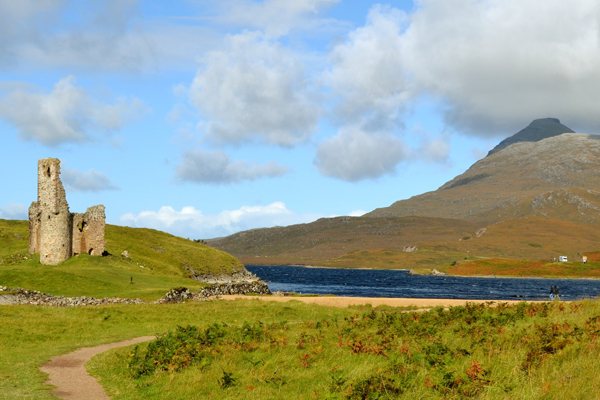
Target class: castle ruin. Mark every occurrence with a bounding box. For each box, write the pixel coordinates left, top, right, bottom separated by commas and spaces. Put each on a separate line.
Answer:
29, 158, 106, 265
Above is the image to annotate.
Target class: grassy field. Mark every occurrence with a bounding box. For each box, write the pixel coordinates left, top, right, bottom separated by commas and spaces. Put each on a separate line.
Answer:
3, 299, 600, 399
447, 258, 600, 278
0, 219, 243, 300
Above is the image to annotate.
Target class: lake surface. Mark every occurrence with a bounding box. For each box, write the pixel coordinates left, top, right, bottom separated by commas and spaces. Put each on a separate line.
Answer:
246, 265, 600, 301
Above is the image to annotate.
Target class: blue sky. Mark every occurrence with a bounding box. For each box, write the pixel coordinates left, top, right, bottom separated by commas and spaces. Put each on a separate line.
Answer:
2, 0, 600, 239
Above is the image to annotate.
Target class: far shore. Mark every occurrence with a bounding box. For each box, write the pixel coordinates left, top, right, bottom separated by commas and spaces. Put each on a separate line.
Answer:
246, 264, 600, 280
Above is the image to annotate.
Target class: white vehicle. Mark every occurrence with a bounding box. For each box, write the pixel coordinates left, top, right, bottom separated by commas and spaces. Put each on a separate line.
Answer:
558, 256, 568, 262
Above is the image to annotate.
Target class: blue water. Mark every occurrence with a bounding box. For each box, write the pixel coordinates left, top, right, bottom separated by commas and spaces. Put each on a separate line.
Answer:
246, 265, 600, 301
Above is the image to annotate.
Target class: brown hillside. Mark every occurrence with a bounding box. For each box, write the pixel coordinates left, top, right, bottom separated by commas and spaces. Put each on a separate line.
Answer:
209, 216, 600, 269
368, 132, 600, 224
207, 216, 481, 265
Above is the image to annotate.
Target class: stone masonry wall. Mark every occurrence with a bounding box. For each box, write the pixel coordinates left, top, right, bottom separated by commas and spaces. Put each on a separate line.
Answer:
35, 159, 72, 265
28, 158, 106, 265
71, 206, 106, 256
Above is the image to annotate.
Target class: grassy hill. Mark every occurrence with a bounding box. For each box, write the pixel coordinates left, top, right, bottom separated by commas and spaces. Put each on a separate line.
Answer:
209, 215, 600, 275
0, 219, 244, 300
208, 215, 481, 266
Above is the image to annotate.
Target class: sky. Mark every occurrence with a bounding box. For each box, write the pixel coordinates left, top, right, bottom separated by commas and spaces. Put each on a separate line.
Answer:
2, 0, 600, 239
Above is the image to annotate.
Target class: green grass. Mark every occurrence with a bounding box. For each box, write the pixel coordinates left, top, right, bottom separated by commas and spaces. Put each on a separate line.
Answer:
84, 300, 600, 399
0, 219, 244, 300
3, 298, 600, 399
0, 300, 356, 400
76, 301, 600, 399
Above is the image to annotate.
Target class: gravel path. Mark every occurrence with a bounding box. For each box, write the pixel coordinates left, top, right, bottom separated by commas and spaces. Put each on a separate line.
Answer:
40, 336, 154, 400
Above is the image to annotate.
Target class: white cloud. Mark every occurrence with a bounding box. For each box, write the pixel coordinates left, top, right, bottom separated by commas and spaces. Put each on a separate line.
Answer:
213, 0, 341, 37
419, 137, 450, 163
348, 209, 366, 217
62, 168, 119, 192
0, 76, 147, 146
120, 202, 323, 239
190, 31, 319, 147
176, 148, 289, 184
314, 127, 411, 181
327, 5, 411, 132
400, 0, 600, 134
0, 203, 28, 220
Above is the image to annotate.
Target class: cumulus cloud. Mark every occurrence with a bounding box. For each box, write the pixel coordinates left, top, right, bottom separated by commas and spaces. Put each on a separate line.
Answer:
120, 202, 322, 239
0, 203, 28, 220
419, 137, 450, 163
61, 168, 119, 192
0, 76, 147, 146
327, 5, 411, 132
213, 0, 341, 37
176, 148, 289, 184
399, 0, 600, 135
190, 31, 319, 147
314, 127, 411, 181
0, 0, 161, 72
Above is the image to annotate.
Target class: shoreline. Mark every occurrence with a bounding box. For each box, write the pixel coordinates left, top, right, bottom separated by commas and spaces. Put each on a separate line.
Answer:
220, 294, 542, 308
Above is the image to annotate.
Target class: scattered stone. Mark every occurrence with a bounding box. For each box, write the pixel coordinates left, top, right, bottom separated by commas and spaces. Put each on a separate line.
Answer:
151, 247, 165, 253
402, 245, 418, 253
431, 269, 448, 276
121, 250, 130, 258
475, 228, 487, 238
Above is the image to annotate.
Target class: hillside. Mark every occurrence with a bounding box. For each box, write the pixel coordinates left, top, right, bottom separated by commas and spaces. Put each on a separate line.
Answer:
208, 118, 600, 269
208, 215, 481, 266
368, 123, 600, 224
0, 219, 244, 300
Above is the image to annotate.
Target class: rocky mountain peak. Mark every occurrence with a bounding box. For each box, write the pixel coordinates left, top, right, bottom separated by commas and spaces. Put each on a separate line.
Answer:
487, 118, 574, 156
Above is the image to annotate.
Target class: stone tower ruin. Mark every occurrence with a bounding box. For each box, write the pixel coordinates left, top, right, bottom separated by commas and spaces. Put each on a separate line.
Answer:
29, 158, 106, 265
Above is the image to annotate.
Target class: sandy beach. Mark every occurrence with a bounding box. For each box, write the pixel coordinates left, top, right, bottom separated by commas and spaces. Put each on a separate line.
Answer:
220, 295, 533, 308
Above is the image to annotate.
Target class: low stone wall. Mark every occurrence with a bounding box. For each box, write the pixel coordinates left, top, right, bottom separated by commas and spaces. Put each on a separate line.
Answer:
0, 280, 272, 306
0, 287, 145, 306
197, 281, 272, 297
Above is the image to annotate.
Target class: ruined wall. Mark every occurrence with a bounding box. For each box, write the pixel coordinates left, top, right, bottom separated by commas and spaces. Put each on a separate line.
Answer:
28, 202, 40, 254
71, 206, 106, 256
28, 158, 106, 265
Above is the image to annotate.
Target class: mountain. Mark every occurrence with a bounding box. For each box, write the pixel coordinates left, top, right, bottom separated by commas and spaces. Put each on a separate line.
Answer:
368, 121, 600, 224
209, 119, 600, 268
486, 118, 574, 156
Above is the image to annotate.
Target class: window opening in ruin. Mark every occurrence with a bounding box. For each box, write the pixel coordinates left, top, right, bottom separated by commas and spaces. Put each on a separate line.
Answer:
46, 167, 51, 177
78, 221, 86, 232
88, 248, 94, 255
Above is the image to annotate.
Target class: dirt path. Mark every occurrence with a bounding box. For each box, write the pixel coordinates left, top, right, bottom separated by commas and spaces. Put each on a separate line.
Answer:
220, 295, 529, 307
40, 336, 154, 400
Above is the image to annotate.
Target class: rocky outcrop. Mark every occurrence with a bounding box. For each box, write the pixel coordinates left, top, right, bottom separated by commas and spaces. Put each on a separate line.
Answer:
186, 267, 260, 284
197, 281, 272, 297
